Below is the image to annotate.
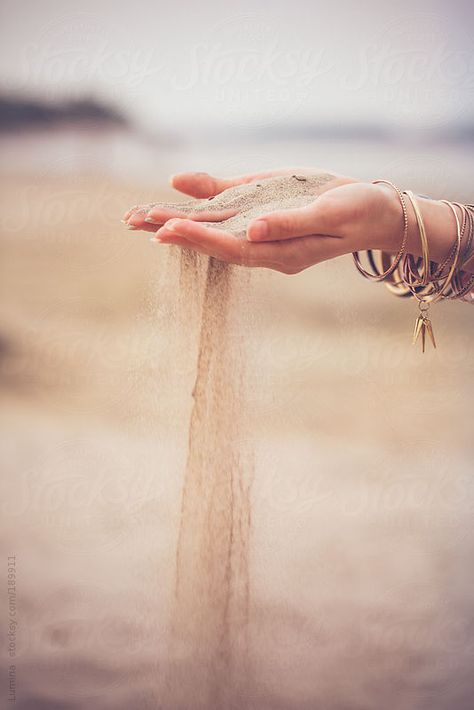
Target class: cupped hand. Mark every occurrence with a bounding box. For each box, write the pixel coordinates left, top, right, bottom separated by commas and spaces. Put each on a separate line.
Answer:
150, 179, 401, 274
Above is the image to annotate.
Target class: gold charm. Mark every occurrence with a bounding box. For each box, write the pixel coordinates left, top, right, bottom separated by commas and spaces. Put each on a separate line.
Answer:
412, 304, 436, 353
424, 318, 436, 349
412, 314, 424, 344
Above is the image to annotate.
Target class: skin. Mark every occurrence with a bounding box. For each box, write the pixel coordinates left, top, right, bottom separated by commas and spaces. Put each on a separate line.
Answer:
122, 168, 474, 276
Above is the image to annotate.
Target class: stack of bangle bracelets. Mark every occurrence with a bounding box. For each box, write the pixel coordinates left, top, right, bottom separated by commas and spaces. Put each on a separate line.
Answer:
353, 180, 474, 353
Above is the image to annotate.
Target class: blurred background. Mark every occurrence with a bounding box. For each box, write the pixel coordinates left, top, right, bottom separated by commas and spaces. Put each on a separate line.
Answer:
1, 0, 474, 708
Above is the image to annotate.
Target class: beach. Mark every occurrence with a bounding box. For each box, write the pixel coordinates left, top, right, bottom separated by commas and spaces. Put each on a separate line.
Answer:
1, 147, 474, 708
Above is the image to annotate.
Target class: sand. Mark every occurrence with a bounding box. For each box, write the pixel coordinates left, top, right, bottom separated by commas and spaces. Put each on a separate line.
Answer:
140, 173, 337, 238
164, 253, 253, 708
162, 176, 342, 707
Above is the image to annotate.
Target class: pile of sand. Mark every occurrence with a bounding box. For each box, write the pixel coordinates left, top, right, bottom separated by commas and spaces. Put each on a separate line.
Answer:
144, 173, 337, 238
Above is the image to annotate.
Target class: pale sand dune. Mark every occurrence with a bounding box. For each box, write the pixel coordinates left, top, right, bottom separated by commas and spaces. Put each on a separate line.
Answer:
1, 176, 474, 709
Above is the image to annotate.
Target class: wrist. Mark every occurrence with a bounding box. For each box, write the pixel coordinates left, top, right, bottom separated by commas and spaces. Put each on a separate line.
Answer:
374, 185, 465, 269
371, 183, 409, 253
413, 197, 463, 266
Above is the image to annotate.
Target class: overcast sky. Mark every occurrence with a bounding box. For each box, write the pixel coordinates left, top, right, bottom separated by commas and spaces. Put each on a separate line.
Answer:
0, 0, 473, 133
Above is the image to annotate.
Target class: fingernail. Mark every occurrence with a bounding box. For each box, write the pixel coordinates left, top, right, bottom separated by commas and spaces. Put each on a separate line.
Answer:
144, 216, 158, 223
248, 219, 268, 241
120, 219, 128, 224
126, 225, 137, 230
166, 219, 184, 231
149, 236, 163, 243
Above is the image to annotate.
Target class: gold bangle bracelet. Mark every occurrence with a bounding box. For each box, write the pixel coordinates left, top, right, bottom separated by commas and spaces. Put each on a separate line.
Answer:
351, 183, 472, 351
434, 200, 462, 301
402, 190, 430, 287
352, 180, 408, 282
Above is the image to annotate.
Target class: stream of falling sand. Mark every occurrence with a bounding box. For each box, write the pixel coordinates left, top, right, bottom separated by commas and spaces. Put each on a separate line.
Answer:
166, 253, 253, 708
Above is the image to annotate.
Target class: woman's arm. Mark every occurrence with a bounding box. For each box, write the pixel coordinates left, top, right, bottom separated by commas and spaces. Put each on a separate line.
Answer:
122, 170, 473, 276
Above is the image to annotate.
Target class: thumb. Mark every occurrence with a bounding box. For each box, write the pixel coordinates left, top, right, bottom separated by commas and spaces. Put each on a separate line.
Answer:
247, 201, 330, 242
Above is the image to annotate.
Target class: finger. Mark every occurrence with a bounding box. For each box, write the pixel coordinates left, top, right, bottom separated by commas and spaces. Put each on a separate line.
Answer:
143, 206, 237, 226
150, 229, 220, 259
247, 200, 339, 242
123, 200, 208, 224
154, 218, 324, 272
122, 203, 163, 223
170, 172, 233, 198
155, 219, 254, 264
156, 218, 282, 268
125, 221, 158, 233
154, 228, 276, 268
170, 168, 315, 199
122, 205, 142, 221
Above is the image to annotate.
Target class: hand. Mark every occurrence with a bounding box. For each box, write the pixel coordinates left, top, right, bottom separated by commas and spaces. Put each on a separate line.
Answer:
148, 175, 403, 274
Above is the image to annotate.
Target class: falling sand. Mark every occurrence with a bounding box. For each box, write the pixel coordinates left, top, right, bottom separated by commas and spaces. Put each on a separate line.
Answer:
164, 256, 253, 709
162, 173, 337, 707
